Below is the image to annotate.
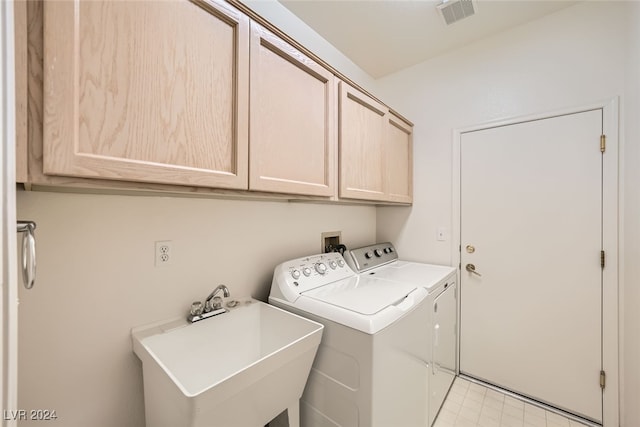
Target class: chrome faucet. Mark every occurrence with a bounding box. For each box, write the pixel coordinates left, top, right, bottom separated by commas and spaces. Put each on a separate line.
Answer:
187, 285, 231, 323
204, 284, 230, 312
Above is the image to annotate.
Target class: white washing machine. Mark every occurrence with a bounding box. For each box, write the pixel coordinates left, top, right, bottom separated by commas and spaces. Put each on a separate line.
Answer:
269, 252, 431, 427
344, 243, 457, 427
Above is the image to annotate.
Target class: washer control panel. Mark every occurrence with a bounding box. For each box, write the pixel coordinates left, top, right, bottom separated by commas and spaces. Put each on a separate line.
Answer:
271, 253, 355, 302
345, 242, 398, 273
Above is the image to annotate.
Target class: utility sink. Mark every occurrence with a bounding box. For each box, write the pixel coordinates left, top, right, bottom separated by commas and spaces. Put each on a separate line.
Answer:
132, 299, 323, 427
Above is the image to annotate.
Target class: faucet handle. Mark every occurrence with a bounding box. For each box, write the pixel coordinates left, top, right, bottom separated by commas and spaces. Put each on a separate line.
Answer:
205, 296, 223, 312
190, 301, 203, 316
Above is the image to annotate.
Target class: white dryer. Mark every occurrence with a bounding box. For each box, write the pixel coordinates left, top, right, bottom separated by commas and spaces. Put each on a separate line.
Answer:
345, 243, 457, 427
269, 252, 431, 427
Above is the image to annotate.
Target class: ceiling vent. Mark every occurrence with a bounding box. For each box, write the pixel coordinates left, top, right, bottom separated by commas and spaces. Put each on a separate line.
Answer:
437, 0, 477, 26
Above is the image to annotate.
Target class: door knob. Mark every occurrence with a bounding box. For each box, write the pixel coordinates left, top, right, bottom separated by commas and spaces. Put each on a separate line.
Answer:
465, 263, 481, 276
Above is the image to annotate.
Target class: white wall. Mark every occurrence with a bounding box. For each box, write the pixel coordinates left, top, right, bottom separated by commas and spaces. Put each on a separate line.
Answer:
240, 0, 378, 94
375, 2, 638, 425
16, 191, 375, 426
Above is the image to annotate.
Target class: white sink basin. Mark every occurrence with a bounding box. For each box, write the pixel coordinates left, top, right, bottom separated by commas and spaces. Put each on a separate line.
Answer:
132, 299, 323, 427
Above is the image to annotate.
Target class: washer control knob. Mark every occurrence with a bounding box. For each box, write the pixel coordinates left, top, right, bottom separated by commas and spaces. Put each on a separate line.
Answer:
383, 247, 391, 254
291, 269, 301, 280
329, 261, 337, 269
388, 247, 395, 253
315, 263, 327, 275
337, 259, 345, 267
374, 249, 383, 257
302, 267, 312, 277
365, 251, 374, 259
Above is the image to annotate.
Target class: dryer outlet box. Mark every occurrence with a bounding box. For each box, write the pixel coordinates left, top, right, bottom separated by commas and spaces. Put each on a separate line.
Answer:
322, 231, 341, 253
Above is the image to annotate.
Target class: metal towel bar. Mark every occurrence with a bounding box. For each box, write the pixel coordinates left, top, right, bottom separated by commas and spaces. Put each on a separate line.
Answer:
17, 220, 36, 289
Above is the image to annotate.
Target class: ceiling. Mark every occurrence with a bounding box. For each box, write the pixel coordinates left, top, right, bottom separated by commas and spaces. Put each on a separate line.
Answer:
278, 0, 578, 78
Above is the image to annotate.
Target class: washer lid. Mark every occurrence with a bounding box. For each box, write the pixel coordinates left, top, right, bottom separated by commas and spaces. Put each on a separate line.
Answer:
366, 261, 456, 290
302, 275, 417, 315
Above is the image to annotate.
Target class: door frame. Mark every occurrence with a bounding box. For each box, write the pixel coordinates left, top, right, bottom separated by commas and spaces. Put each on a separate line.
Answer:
1, 0, 19, 424
451, 99, 619, 427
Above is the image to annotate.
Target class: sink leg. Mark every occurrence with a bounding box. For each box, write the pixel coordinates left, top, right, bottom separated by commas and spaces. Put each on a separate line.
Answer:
287, 401, 300, 427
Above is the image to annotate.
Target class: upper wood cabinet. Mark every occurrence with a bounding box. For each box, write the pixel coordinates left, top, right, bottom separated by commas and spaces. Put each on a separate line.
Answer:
339, 82, 386, 201
339, 82, 413, 203
385, 111, 413, 204
249, 22, 336, 196
19, 0, 412, 203
15, 1, 28, 184
42, 0, 250, 189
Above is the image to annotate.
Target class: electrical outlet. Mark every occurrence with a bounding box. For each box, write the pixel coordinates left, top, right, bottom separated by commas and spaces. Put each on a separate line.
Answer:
155, 241, 172, 267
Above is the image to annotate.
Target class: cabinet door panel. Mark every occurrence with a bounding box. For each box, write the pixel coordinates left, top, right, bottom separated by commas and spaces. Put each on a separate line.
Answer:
386, 112, 413, 203
43, 0, 249, 189
15, 0, 28, 183
339, 82, 387, 201
249, 22, 335, 196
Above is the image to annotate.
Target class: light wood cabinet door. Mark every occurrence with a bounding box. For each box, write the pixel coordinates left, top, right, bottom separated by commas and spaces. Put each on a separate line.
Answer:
385, 111, 413, 203
42, 0, 249, 189
249, 22, 336, 196
15, 0, 28, 183
338, 82, 387, 201
338, 82, 413, 203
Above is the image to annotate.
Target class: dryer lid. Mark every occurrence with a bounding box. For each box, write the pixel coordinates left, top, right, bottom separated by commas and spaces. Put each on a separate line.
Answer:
301, 275, 417, 315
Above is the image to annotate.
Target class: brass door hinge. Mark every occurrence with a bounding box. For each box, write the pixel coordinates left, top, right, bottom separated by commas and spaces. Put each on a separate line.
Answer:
601, 250, 605, 269
600, 370, 606, 389
600, 135, 606, 153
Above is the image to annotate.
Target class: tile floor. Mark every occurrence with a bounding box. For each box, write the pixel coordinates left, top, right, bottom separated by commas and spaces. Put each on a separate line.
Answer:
434, 377, 591, 427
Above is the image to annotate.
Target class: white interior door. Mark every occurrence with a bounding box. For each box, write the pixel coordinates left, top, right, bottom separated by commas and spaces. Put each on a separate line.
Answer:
459, 109, 603, 422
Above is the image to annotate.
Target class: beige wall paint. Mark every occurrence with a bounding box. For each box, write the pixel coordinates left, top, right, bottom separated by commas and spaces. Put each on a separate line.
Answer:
375, 1, 637, 425
16, 191, 375, 426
